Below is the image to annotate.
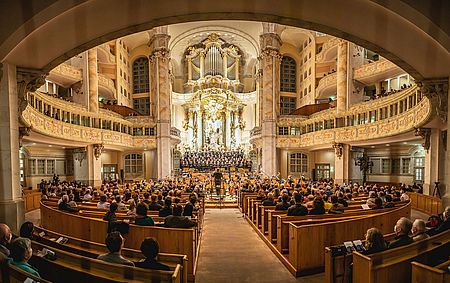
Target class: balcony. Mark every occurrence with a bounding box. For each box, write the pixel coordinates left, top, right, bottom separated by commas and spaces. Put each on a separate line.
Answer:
47, 63, 82, 87
275, 86, 432, 148
316, 37, 339, 63
98, 73, 116, 99
170, 127, 181, 138
315, 72, 337, 99
21, 91, 157, 149
250, 127, 261, 138
354, 58, 404, 85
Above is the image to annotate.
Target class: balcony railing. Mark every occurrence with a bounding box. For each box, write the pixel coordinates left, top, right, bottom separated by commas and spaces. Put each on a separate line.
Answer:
250, 127, 261, 137
22, 91, 160, 148
316, 37, 339, 63
354, 58, 403, 84
272, 86, 431, 148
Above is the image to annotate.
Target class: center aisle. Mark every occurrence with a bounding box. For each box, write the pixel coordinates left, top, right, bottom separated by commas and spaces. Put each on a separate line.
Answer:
195, 209, 323, 283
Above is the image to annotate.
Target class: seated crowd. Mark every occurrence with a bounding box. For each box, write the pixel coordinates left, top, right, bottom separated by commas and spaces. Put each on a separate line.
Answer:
0, 220, 173, 279
250, 177, 415, 216
180, 150, 252, 170
39, 178, 201, 229
362, 206, 450, 255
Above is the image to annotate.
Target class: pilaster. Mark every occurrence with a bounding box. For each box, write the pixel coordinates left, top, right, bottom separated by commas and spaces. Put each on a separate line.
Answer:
333, 143, 349, 185
336, 40, 348, 113
149, 26, 172, 178
88, 48, 99, 112
259, 27, 282, 176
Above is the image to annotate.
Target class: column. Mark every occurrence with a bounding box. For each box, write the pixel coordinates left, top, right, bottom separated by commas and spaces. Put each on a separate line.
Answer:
88, 48, 99, 112
259, 23, 282, 177
149, 26, 172, 178
422, 129, 442, 195
1, 65, 45, 232
0, 63, 22, 232
73, 145, 102, 187
336, 40, 348, 113
333, 143, 350, 185
225, 111, 231, 149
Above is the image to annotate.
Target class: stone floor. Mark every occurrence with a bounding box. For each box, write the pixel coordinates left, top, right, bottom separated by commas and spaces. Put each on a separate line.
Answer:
195, 208, 323, 283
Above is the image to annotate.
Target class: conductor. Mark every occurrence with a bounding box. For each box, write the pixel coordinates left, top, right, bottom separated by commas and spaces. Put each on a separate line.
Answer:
213, 168, 223, 196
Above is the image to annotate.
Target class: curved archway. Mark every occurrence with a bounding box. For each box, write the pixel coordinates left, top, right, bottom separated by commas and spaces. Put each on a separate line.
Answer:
0, 0, 448, 80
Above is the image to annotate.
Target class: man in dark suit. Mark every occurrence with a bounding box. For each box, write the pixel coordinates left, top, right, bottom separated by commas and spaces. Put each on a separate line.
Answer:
262, 193, 277, 206
213, 169, 223, 196
287, 192, 308, 216
164, 205, 197, 228
388, 217, 413, 249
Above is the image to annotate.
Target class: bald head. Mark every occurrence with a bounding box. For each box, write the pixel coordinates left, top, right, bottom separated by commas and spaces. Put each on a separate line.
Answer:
0, 223, 12, 245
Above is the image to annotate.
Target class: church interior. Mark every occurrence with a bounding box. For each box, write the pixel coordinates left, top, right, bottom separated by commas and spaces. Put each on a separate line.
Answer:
0, 1, 449, 282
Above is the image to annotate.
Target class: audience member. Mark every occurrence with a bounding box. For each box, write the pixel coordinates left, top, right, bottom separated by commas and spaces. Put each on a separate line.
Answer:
411, 219, 430, 241
19, 222, 34, 239
429, 206, 450, 235
164, 205, 197, 228
262, 192, 277, 206
8, 237, 40, 277
275, 194, 290, 211
134, 237, 170, 271
159, 198, 173, 217
0, 223, 12, 260
388, 217, 413, 249
97, 232, 134, 266
58, 195, 79, 213
328, 195, 344, 214
363, 228, 387, 255
287, 192, 308, 216
134, 203, 155, 226
97, 194, 110, 209
309, 197, 326, 215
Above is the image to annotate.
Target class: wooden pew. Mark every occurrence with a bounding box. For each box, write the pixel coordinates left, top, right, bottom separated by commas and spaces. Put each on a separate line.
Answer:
352, 229, 450, 283
22, 189, 41, 212
411, 259, 450, 283
260, 206, 276, 235
1, 263, 52, 283
287, 201, 411, 276
324, 233, 396, 283
274, 204, 409, 254
407, 192, 442, 216
29, 241, 182, 283
238, 192, 257, 214
40, 202, 197, 282
32, 226, 188, 283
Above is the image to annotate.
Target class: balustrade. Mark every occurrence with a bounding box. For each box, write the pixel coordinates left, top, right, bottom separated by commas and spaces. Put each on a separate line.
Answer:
273, 85, 431, 147
22, 91, 163, 147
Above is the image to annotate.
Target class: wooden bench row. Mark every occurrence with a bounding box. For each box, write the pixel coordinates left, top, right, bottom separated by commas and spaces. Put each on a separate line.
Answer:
238, 191, 411, 276
40, 201, 198, 282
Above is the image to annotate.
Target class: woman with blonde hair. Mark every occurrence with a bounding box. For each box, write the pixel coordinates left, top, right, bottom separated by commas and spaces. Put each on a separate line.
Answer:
363, 227, 387, 255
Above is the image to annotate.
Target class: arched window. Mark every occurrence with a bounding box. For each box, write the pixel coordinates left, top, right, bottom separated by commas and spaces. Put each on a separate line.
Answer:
132, 57, 149, 93
280, 56, 296, 92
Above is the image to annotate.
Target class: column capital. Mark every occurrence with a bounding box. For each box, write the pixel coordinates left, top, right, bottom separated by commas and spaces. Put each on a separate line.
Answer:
259, 32, 282, 54
16, 68, 47, 115
414, 127, 432, 151
417, 78, 449, 122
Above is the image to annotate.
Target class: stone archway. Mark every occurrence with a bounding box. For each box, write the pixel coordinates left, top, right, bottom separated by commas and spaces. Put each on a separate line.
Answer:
0, 0, 449, 80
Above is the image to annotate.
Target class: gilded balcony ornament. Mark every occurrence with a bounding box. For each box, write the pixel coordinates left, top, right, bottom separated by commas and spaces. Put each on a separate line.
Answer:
417, 79, 448, 123
414, 127, 431, 152
93, 143, 104, 160
17, 68, 47, 115
332, 142, 344, 159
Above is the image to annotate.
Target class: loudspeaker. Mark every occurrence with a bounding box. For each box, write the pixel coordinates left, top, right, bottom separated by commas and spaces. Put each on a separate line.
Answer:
312, 169, 316, 181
